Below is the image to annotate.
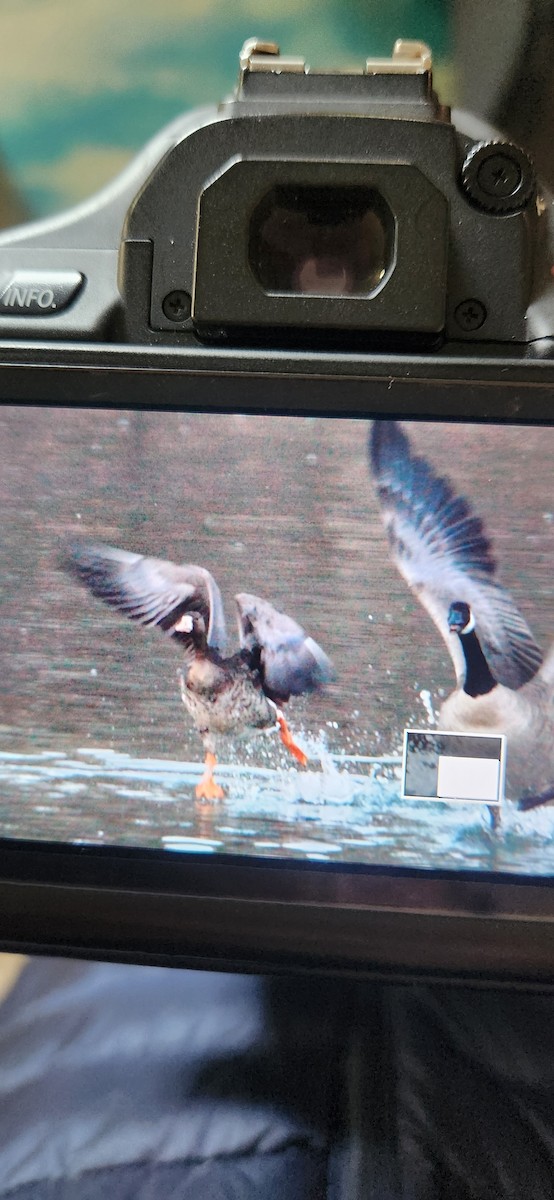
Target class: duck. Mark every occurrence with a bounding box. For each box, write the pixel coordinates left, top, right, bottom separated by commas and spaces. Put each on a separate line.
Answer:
369, 420, 554, 815
66, 541, 334, 800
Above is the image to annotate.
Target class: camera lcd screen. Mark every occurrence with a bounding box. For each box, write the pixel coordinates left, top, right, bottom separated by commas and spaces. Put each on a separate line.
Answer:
1, 403, 552, 880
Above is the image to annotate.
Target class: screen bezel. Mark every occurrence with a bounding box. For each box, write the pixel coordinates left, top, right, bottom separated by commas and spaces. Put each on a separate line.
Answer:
1, 340, 554, 983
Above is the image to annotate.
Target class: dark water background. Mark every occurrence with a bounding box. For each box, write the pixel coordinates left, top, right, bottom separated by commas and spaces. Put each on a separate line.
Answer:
1, 405, 553, 873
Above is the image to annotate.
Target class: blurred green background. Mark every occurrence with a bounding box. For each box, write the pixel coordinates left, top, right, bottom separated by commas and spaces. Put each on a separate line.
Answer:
0, 0, 452, 219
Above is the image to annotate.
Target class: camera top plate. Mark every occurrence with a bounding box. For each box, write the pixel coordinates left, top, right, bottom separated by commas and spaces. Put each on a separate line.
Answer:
0, 39, 549, 353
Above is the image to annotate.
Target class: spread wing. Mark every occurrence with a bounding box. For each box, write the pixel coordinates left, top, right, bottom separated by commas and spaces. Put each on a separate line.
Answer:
66, 541, 227, 651
369, 420, 543, 690
235, 592, 335, 704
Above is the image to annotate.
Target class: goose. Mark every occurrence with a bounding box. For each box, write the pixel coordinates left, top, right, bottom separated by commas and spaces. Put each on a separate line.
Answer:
369, 420, 554, 814
66, 542, 334, 800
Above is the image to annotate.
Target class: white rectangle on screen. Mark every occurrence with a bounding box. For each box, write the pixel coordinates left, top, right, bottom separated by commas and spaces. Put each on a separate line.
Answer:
437, 755, 500, 803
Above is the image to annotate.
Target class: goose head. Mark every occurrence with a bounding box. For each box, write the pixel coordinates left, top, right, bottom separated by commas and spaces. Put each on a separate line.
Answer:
448, 601, 475, 636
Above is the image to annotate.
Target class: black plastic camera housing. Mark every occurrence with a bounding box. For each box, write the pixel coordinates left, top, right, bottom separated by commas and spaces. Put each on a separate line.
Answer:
0, 37, 551, 352
1, 41, 554, 984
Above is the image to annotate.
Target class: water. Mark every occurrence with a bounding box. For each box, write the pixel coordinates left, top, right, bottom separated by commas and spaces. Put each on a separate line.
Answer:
0, 406, 553, 876
1, 743, 554, 874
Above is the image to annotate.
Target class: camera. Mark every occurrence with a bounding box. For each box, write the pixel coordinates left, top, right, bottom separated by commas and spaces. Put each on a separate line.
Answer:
0, 40, 553, 984
0, 36, 552, 349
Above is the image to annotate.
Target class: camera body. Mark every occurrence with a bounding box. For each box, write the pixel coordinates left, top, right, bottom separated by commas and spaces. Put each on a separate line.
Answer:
0, 37, 552, 353
1, 41, 554, 983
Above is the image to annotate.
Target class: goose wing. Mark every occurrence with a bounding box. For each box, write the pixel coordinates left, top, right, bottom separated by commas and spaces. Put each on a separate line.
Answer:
369, 421, 543, 690
66, 541, 227, 651
235, 592, 335, 704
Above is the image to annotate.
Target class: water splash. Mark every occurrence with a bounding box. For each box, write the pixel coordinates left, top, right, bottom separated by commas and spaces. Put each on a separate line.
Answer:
0, 744, 554, 875
419, 689, 436, 725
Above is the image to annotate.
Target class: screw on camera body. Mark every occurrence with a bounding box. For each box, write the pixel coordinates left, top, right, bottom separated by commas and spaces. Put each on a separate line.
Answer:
162, 290, 191, 322
454, 299, 487, 331
476, 154, 522, 198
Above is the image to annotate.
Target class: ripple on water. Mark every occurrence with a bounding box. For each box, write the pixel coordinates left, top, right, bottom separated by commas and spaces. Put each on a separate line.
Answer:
0, 745, 554, 875
282, 839, 342, 854
161, 838, 218, 854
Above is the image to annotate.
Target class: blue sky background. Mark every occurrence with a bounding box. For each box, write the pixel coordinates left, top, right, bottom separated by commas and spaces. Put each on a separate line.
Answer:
0, 0, 451, 218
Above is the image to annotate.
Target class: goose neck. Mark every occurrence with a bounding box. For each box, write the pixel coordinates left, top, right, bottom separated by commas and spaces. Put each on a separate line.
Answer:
458, 628, 497, 698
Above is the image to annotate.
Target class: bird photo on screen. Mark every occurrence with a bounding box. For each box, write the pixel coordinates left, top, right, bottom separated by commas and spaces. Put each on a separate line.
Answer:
370, 420, 554, 818
67, 542, 334, 800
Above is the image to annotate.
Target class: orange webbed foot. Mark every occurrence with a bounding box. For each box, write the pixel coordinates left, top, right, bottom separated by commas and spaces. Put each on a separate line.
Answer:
277, 714, 308, 767
195, 752, 225, 801
195, 778, 225, 802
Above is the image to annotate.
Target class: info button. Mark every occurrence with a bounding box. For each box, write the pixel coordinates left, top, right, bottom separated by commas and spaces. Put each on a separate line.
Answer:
0, 269, 84, 315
